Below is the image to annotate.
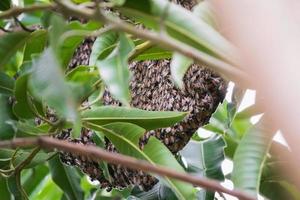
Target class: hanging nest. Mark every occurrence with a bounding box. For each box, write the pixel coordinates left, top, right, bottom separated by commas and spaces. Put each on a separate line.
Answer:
59, 0, 227, 192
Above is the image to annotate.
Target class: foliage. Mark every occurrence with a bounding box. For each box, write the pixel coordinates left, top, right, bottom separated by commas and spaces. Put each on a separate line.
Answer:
0, 0, 297, 200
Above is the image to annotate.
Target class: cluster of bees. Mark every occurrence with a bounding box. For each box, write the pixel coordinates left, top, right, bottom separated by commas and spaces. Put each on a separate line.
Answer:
59, 0, 227, 191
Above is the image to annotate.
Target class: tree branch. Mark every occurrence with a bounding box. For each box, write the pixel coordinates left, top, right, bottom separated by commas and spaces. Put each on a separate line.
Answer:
53, 0, 249, 84
0, 4, 56, 19
0, 137, 256, 200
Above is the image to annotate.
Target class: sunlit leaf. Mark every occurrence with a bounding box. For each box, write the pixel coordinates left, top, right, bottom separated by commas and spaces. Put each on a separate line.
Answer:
23, 30, 48, 62
96, 33, 134, 105
232, 119, 272, 195
181, 135, 226, 200
82, 106, 187, 130
170, 52, 193, 89
0, 32, 30, 68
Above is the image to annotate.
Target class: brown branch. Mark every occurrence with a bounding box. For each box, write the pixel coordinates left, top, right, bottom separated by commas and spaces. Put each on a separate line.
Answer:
0, 4, 56, 19
0, 137, 256, 200
53, 0, 249, 84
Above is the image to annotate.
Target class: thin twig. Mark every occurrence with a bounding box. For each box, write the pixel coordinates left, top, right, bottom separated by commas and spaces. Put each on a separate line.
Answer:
0, 4, 56, 19
0, 137, 256, 200
14, 17, 35, 32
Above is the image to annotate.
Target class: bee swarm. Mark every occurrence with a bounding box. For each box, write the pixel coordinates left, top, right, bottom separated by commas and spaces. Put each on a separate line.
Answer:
59, 0, 227, 191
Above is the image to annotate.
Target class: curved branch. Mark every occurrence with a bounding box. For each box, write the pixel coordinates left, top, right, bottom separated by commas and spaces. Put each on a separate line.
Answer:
53, 0, 250, 85
0, 4, 56, 19
0, 137, 256, 200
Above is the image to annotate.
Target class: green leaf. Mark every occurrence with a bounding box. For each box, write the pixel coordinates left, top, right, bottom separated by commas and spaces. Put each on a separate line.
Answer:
11, 120, 48, 137
232, 120, 272, 195
0, 32, 30, 68
29, 175, 63, 200
96, 33, 134, 105
89, 32, 119, 66
13, 74, 35, 119
66, 65, 99, 102
133, 46, 172, 61
82, 106, 187, 130
0, 72, 15, 95
0, 95, 15, 140
170, 52, 193, 89
181, 135, 226, 200
85, 122, 196, 200
50, 16, 102, 68
7, 172, 27, 200
48, 155, 84, 200
23, 30, 48, 62
0, 176, 10, 200
0, 149, 55, 169
29, 48, 80, 136
0, 0, 10, 11
120, 0, 234, 61
22, 165, 49, 197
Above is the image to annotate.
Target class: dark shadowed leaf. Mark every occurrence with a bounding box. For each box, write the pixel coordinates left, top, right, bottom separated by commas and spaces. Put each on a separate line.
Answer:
0, 176, 10, 200
0, 31, 30, 68
13, 74, 35, 119
0, 72, 15, 95
82, 106, 187, 130
7, 172, 25, 200
0, 95, 15, 140
0, 0, 10, 11
96, 33, 134, 105
85, 122, 196, 200
49, 155, 84, 200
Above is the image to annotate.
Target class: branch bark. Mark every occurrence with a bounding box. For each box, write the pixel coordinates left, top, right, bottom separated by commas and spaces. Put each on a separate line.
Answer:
0, 4, 56, 19
0, 136, 256, 200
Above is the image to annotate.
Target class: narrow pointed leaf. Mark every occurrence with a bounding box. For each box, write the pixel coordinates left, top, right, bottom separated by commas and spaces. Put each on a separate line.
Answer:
170, 52, 193, 89
120, 0, 235, 61
181, 135, 226, 200
89, 32, 119, 66
232, 120, 272, 195
96, 33, 134, 105
82, 106, 187, 130
13, 74, 35, 119
85, 122, 195, 199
